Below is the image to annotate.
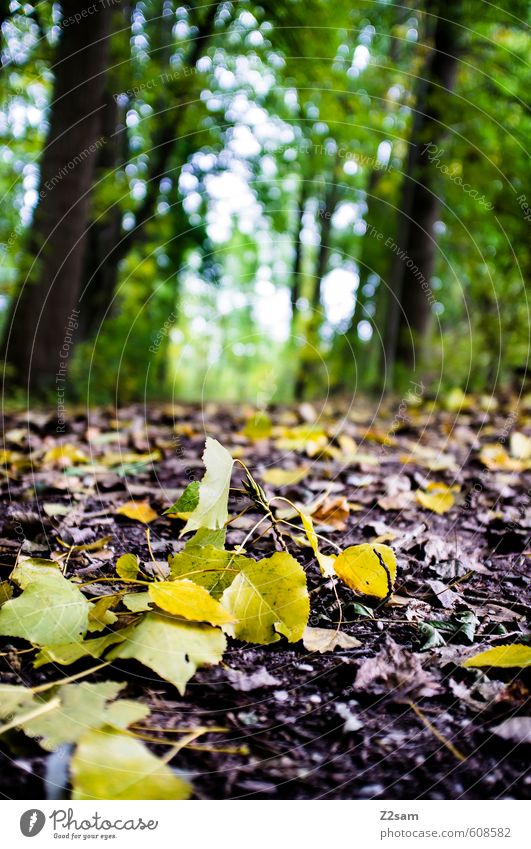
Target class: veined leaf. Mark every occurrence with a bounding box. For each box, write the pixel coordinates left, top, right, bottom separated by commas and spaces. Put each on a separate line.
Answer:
71, 727, 192, 800
148, 579, 235, 626
116, 553, 140, 581
107, 613, 226, 695
333, 543, 397, 599
0, 562, 89, 645
164, 481, 200, 516
221, 552, 309, 644
181, 438, 234, 535
302, 627, 361, 653
168, 545, 246, 597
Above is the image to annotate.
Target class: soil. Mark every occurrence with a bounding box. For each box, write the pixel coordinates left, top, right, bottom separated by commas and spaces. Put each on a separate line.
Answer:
0, 398, 529, 800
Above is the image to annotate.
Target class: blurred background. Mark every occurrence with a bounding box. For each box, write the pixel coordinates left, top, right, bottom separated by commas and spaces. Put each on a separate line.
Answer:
0, 0, 529, 405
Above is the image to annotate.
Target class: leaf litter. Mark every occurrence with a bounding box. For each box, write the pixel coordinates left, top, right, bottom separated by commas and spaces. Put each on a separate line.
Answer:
0, 399, 529, 799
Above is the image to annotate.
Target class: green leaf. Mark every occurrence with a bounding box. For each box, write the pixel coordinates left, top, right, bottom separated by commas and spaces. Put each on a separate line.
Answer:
116, 553, 140, 581
181, 438, 234, 535
463, 644, 531, 669
33, 631, 126, 668
0, 562, 89, 645
22, 682, 149, 751
107, 612, 226, 695
168, 545, 245, 597
164, 481, 200, 515
148, 580, 235, 625
183, 527, 226, 550
221, 552, 310, 645
0, 684, 35, 720
71, 727, 192, 800
88, 596, 119, 632
122, 591, 153, 612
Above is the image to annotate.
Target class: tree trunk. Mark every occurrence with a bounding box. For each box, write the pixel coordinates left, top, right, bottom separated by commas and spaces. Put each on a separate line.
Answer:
2, 0, 115, 392
293, 170, 341, 399
384, 0, 463, 384
289, 182, 307, 335
78, 1, 220, 341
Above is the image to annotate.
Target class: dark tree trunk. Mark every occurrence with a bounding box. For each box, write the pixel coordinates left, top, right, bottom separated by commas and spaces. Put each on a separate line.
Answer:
293, 169, 341, 399
78, 1, 220, 341
290, 182, 307, 334
2, 0, 115, 392
384, 0, 463, 383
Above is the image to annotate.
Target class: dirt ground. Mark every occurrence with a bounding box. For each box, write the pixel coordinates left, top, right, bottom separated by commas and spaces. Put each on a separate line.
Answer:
0, 398, 529, 799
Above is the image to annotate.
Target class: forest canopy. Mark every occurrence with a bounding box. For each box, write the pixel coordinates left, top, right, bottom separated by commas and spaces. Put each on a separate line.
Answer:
0, 0, 529, 403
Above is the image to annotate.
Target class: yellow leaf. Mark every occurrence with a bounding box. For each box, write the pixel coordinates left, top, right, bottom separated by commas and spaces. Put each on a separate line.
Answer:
115, 500, 158, 523
221, 552, 309, 644
148, 579, 235, 626
43, 444, 88, 466
302, 627, 361, 653
71, 728, 192, 800
57, 535, 112, 552
479, 444, 522, 471
416, 488, 454, 514
242, 412, 273, 440
463, 644, 531, 669
262, 466, 310, 486
334, 543, 397, 599
300, 512, 336, 578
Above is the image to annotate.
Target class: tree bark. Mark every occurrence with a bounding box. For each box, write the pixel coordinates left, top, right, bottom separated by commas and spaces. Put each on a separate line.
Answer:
383, 0, 463, 384
289, 181, 307, 334
2, 0, 115, 392
78, 1, 220, 340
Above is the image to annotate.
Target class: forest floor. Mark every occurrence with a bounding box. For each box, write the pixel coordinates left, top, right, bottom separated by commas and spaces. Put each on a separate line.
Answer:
0, 395, 529, 800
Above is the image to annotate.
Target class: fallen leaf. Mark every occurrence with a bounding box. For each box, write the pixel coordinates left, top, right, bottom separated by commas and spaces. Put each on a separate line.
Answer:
108, 612, 226, 695
181, 438, 234, 534
312, 496, 349, 530
243, 412, 273, 440
333, 543, 397, 599
463, 644, 531, 669
416, 485, 455, 514
116, 553, 140, 581
221, 552, 309, 645
0, 560, 89, 645
492, 717, 531, 745
262, 466, 310, 486
335, 702, 364, 732
509, 432, 531, 461
71, 727, 192, 800
43, 444, 88, 467
302, 626, 361, 653
355, 637, 441, 700
115, 500, 158, 523
225, 667, 281, 691
148, 579, 235, 626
